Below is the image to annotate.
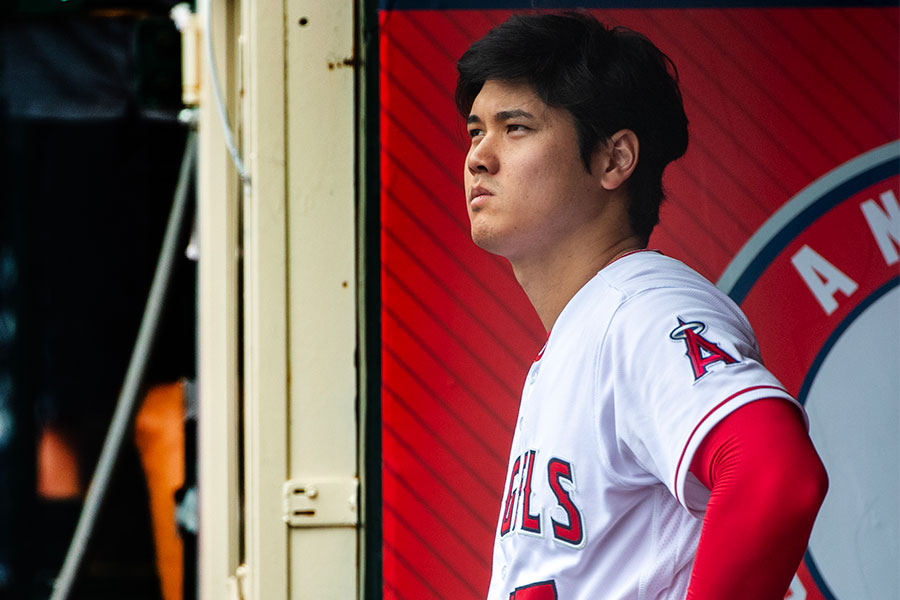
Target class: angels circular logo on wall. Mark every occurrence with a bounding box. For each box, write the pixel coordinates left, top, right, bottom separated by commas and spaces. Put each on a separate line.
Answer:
718, 142, 899, 600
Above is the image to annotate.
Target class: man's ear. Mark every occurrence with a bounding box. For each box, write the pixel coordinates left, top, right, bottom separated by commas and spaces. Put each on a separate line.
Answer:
593, 129, 638, 191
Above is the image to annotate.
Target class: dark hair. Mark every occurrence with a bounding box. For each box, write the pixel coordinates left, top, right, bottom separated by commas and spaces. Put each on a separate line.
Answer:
456, 12, 689, 242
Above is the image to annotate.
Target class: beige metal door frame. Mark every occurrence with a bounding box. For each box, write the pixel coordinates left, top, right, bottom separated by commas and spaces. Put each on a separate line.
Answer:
197, 0, 242, 598
197, 0, 360, 598
285, 2, 359, 597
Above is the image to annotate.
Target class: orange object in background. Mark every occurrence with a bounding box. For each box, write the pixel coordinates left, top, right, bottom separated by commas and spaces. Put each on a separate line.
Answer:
134, 381, 186, 600
37, 425, 83, 500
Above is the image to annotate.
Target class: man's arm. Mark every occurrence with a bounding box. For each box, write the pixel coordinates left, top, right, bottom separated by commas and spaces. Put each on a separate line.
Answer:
686, 398, 828, 599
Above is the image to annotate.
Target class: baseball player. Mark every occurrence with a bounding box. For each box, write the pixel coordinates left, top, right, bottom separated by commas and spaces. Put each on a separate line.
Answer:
455, 13, 828, 599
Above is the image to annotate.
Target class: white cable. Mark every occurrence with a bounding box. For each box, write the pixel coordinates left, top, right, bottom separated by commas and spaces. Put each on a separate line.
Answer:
203, 0, 251, 188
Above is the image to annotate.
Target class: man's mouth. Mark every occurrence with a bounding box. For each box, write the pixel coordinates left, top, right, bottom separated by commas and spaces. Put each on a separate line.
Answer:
469, 185, 494, 207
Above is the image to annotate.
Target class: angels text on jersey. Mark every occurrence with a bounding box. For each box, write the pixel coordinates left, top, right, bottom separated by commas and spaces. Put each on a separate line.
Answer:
500, 449, 585, 549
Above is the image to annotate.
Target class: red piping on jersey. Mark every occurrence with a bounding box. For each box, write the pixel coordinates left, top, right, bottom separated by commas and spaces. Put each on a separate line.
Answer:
673, 384, 788, 505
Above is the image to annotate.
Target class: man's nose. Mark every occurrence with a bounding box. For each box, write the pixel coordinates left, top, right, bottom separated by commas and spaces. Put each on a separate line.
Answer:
467, 135, 499, 175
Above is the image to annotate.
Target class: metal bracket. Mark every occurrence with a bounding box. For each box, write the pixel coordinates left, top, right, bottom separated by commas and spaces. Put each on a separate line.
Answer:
170, 3, 201, 106
282, 477, 359, 527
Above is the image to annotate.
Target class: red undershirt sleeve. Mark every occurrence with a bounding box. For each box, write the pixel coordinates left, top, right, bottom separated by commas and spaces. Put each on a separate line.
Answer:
686, 398, 829, 600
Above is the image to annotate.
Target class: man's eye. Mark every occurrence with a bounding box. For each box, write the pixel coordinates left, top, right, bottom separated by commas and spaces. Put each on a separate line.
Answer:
468, 128, 483, 138
507, 124, 529, 133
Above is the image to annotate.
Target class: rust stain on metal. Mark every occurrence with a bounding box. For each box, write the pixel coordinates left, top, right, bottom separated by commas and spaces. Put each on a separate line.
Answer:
327, 56, 358, 71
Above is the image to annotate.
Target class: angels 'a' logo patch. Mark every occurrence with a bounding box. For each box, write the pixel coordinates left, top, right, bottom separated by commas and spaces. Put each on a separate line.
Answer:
669, 318, 738, 380
718, 142, 899, 600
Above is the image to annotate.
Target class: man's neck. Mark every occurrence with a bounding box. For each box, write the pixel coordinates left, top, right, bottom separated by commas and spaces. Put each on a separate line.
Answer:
511, 231, 645, 332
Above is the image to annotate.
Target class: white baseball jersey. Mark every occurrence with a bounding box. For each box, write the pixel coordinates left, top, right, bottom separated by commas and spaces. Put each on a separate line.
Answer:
487, 250, 802, 600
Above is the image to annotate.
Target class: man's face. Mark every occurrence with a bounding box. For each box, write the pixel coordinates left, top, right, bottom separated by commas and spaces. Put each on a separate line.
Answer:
464, 79, 605, 262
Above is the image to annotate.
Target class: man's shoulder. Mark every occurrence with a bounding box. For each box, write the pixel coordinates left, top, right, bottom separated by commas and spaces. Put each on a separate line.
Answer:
599, 250, 715, 298
597, 252, 749, 334
556, 253, 717, 337
555, 251, 747, 348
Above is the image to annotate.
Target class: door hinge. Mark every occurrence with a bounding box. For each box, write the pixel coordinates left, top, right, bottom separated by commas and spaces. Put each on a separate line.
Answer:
282, 477, 359, 528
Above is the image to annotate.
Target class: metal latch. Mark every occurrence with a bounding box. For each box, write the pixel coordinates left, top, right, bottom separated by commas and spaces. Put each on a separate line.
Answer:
282, 477, 359, 527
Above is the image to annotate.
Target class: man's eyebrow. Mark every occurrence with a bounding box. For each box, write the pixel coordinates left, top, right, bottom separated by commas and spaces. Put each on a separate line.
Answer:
466, 109, 535, 125
495, 109, 534, 121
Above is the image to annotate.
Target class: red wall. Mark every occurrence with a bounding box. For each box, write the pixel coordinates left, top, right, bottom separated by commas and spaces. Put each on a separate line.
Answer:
380, 7, 899, 599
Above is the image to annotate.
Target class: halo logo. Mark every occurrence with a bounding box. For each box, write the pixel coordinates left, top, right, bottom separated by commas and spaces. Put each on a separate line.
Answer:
669, 318, 739, 381
718, 142, 899, 600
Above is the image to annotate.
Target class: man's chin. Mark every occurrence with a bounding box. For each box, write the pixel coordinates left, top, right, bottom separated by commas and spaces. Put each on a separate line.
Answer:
470, 232, 512, 259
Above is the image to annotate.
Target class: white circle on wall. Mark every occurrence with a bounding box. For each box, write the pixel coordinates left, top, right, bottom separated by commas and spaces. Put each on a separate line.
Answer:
803, 286, 899, 600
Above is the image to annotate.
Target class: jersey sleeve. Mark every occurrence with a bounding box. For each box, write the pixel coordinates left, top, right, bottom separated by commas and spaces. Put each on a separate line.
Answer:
599, 283, 803, 517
